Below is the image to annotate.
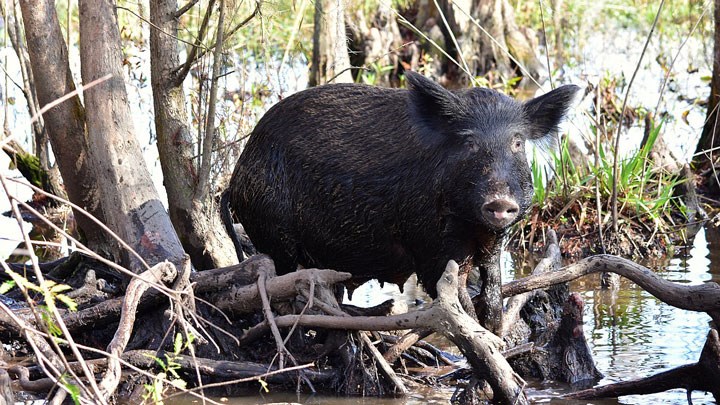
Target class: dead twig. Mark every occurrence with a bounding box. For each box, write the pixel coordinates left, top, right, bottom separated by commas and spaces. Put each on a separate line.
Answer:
257, 271, 316, 392
97, 261, 177, 399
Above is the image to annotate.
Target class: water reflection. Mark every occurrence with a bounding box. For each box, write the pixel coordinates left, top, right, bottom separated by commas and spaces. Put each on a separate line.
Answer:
558, 225, 716, 404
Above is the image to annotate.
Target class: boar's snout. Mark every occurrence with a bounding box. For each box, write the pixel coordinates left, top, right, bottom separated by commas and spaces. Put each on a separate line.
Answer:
481, 197, 520, 229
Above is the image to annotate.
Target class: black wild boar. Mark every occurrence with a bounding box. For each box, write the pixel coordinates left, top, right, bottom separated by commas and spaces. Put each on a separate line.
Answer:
222, 72, 579, 333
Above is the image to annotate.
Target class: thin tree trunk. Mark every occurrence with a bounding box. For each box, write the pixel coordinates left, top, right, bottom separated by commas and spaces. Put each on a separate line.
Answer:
3, 1, 65, 201
149, 0, 237, 270
695, 0, 720, 173
19, 0, 115, 256
2, 1, 48, 169
309, 0, 353, 86
78, 0, 185, 271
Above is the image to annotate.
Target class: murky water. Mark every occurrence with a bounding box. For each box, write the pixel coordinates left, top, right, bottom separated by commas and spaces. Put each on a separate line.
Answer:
173, 225, 718, 404
526, 226, 717, 404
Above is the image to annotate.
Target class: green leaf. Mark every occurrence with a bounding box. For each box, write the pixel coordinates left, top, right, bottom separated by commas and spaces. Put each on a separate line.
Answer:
0, 280, 16, 294
62, 382, 81, 405
258, 378, 269, 393
173, 332, 183, 354
4, 268, 40, 292
56, 294, 78, 312
49, 283, 72, 294
40, 308, 62, 337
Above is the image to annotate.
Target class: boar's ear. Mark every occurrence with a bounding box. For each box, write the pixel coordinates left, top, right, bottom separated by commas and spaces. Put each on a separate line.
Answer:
523, 84, 581, 141
405, 71, 464, 144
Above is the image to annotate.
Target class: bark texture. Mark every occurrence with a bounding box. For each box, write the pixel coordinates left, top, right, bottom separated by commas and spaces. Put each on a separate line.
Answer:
309, 0, 353, 86
440, 0, 543, 85
19, 0, 115, 256
694, 0, 720, 176
149, 0, 236, 270
78, 0, 185, 271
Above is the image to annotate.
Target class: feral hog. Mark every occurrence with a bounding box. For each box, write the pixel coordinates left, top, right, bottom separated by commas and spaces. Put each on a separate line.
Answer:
222, 72, 579, 333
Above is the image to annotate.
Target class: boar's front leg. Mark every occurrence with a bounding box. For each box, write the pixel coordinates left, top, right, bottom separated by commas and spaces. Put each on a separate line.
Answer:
473, 244, 503, 335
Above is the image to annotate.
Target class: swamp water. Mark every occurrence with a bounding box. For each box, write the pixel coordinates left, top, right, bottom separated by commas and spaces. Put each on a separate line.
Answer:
180, 225, 719, 405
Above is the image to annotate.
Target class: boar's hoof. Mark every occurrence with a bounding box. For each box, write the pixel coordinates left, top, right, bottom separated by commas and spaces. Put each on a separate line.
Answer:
481, 198, 520, 228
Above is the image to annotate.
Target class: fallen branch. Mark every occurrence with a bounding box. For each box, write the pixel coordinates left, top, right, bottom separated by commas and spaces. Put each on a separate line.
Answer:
383, 328, 433, 364
0, 255, 276, 336
9, 350, 335, 393
212, 267, 352, 314
304, 289, 409, 395
502, 254, 720, 324
241, 261, 525, 404
121, 350, 334, 384
433, 261, 527, 404
256, 270, 316, 392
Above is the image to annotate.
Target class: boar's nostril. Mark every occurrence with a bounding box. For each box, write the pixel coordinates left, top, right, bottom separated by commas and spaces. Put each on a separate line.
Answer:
481, 198, 520, 227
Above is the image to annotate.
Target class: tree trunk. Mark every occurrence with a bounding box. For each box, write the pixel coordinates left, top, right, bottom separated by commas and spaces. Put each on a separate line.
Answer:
78, 0, 185, 272
694, 0, 720, 179
149, 0, 236, 270
437, 0, 543, 85
470, 0, 542, 79
346, 4, 403, 85
19, 0, 115, 256
309, 0, 353, 86
1, 1, 49, 170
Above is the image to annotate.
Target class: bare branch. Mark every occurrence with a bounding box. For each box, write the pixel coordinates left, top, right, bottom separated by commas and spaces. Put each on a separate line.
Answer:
175, 0, 200, 18
97, 262, 177, 399
196, 0, 225, 200
501, 254, 720, 323
178, 1, 260, 81
174, 0, 216, 86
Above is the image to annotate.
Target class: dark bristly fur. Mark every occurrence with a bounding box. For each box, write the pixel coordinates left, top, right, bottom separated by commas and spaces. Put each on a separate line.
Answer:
222, 72, 579, 316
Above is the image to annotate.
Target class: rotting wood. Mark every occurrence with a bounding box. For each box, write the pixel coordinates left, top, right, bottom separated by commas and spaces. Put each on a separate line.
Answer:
0, 367, 13, 404
256, 270, 316, 392
433, 260, 527, 404
386, 230, 561, 366
0, 255, 276, 336
239, 261, 525, 403
6, 234, 720, 402
299, 285, 409, 395
212, 267, 352, 314
9, 350, 336, 393
500, 229, 561, 337
383, 327, 433, 364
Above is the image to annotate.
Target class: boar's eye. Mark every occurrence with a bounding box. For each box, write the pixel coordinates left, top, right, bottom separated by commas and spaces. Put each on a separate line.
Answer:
464, 136, 480, 152
511, 137, 524, 153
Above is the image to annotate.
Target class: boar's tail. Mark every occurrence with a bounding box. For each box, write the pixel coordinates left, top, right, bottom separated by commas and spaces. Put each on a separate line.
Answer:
220, 190, 254, 262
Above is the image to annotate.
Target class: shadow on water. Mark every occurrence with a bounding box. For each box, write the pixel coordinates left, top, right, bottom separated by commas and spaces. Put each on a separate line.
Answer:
175, 225, 719, 404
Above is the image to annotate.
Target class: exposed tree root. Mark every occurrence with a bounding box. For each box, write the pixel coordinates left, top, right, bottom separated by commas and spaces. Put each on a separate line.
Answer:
500, 230, 561, 337
3, 229, 720, 403
98, 260, 177, 399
